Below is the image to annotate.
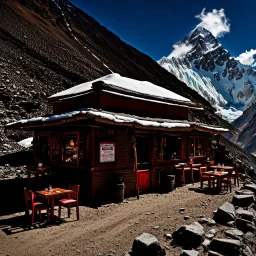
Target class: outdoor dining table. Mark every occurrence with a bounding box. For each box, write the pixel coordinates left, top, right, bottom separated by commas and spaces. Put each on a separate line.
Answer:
204, 166, 233, 193
35, 188, 73, 221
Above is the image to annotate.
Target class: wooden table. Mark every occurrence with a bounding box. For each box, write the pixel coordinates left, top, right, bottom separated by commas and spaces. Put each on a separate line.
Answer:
210, 166, 234, 171
36, 188, 73, 221
204, 170, 230, 193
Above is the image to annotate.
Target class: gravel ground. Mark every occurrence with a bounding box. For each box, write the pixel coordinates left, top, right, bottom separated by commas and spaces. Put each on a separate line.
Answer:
0, 183, 238, 256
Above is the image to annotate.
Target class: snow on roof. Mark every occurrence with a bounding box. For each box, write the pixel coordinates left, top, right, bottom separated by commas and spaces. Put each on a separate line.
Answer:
6, 108, 228, 134
6, 108, 190, 130
49, 73, 190, 103
194, 124, 229, 132
18, 137, 33, 148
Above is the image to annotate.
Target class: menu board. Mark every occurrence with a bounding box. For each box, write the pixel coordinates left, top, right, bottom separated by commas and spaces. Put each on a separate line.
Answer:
100, 142, 115, 163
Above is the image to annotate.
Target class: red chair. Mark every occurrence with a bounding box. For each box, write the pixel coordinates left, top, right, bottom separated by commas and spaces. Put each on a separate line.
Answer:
24, 188, 50, 226
58, 184, 80, 220
220, 169, 232, 193
199, 166, 216, 189
232, 164, 240, 186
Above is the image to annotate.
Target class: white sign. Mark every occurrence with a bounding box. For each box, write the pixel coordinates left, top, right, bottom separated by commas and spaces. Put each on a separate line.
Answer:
100, 142, 115, 163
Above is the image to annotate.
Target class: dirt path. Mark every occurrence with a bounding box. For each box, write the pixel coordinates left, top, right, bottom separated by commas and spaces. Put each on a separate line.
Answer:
0, 184, 237, 256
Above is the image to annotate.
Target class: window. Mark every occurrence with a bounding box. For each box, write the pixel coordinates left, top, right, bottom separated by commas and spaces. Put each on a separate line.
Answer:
163, 136, 182, 160
136, 137, 150, 169
62, 135, 79, 164
36, 135, 50, 163
51, 139, 60, 162
190, 137, 207, 157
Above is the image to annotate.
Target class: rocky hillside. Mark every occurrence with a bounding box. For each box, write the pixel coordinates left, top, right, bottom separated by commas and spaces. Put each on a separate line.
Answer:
0, 0, 255, 173
158, 26, 256, 123
229, 103, 256, 156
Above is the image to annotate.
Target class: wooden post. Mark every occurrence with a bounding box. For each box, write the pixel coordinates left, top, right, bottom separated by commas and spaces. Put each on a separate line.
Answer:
133, 145, 139, 200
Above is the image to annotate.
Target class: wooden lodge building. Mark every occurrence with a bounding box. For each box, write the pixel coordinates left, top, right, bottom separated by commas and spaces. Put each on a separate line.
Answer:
6, 73, 228, 204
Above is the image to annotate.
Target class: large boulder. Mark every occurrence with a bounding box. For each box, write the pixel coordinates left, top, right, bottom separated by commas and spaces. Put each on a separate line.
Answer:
172, 222, 205, 248
236, 209, 254, 221
232, 195, 255, 207
236, 218, 256, 233
244, 184, 256, 193
209, 238, 242, 256
236, 190, 255, 196
214, 202, 236, 224
224, 228, 244, 240
132, 233, 166, 256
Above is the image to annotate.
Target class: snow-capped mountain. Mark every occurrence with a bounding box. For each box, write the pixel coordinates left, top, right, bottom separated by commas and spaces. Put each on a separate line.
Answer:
158, 26, 256, 123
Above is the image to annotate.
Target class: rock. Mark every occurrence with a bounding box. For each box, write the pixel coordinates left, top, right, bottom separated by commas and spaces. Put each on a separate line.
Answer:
227, 221, 235, 228
184, 216, 190, 220
244, 184, 256, 193
224, 229, 243, 240
209, 238, 242, 256
243, 245, 254, 256
202, 239, 211, 250
172, 222, 204, 248
164, 233, 172, 239
236, 209, 254, 221
214, 202, 236, 224
232, 195, 255, 207
208, 251, 224, 256
181, 249, 199, 256
198, 217, 216, 226
121, 253, 131, 256
153, 226, 160, 230
205, 229, 216, 240
243, 232, 256, 254
236, 218, 255, 233
180, 208, 185, 212
132, 233, 166, 256
236, 190, 255, 196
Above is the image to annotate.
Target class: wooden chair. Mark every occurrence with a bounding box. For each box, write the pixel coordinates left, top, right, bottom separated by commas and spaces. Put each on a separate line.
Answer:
24, 188, 50, 226
220, 169, 232, 193
209, 160, 214, 166
58, 184, 80, 220
175, 164, 193, 185
199, 166, 216, 189
232, 164, 240, 186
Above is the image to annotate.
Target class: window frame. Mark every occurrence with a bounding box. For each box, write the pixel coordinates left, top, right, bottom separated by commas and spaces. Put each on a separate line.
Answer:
189, 136, 207, 158
162, 134, 185, 163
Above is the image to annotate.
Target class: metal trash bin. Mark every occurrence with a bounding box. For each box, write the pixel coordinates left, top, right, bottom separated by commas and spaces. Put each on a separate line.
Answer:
166, 175, 175, 192
115, 177, 125, 203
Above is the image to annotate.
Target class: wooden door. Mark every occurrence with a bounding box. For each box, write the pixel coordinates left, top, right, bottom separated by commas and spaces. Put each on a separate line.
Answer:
138, 170, 150, 192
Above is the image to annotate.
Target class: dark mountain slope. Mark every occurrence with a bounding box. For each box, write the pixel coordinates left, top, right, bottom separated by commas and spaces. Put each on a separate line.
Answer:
0, 0, 255, 174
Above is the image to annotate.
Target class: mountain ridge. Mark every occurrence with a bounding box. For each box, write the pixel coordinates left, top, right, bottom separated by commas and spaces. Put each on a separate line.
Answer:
159, 26, 256, 123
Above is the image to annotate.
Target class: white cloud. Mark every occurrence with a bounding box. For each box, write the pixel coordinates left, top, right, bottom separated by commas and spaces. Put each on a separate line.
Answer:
235, 49, 256, 66
168, 44, 193, 58
195, 8, 230, 38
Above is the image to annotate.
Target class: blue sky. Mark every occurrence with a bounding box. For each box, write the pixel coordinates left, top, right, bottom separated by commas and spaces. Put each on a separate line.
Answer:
70, 0, 256, 63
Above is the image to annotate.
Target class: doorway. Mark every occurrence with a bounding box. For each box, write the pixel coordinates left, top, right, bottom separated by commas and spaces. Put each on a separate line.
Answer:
136, 136, 151, 192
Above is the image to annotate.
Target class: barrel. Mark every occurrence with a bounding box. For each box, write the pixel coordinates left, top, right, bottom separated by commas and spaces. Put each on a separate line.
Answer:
115, 177, 125, 203
166, 175, 175, 192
